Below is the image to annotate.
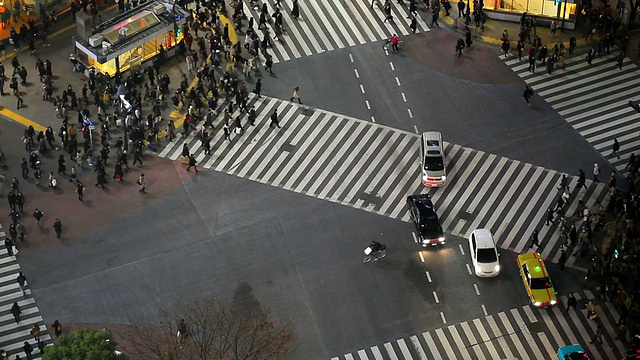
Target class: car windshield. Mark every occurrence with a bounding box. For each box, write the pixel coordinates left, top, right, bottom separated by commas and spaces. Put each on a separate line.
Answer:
477, 248, 497, 263
423, 154, 444, 171
529, 277, 552, 290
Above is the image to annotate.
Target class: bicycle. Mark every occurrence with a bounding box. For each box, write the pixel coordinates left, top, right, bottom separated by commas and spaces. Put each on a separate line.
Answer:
363, 245, 387, 263
383, 39, 404, 52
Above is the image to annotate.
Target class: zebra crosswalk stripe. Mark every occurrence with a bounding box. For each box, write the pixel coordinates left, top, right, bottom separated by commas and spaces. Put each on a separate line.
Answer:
0, 223, 51, 359
158, 96, 609, 263
502, 51, 640, 173
243, 0, 429, 64
332, 291, 624, 360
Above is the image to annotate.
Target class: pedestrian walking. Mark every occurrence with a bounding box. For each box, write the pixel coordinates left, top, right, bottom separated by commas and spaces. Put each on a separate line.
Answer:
523, 86, 534, 106
285, 0, 298, 17
270, 109, 281, 128
15, 191, 24, 213
617, 52, 624, 70
529, 229, 540, 249
57, 154, 66, 175
589, 324, 604, 344
137, 174, 146, 194
95, 172, 107, 189
612, 138, 620, 159
167, 120, 176, 142
186, 154, 198, 172
248, 106, 257, 126
264, 55, 274, 74
577, 169, 587, 190
566, 292, 577, 311
16, 223, 25, 243
21, 158, 28, 179
51, 320, 62, 337
457, 0, 465, 17
53, 218, 62, 238
10, 302, 21, 323
7, 191, 16, 211
9, 209, 20, 225
290, 86, 302, 104
559, 249, 567, 269
223, 123, 231, 141
253, 79, 262, 98
22, 341, 32, 360
8, 223, 18, 241
545, 207, 555, 226
133, 148, 144, 167
30, 324, 40, 342
76, 181, 85, 201
16, 271, 27, 296
593, 163, 600, 183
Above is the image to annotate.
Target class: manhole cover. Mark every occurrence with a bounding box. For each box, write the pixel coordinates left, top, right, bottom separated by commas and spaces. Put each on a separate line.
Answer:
459, 211, 475, 221
301, 108, 314, 116
280, 143, 295, 152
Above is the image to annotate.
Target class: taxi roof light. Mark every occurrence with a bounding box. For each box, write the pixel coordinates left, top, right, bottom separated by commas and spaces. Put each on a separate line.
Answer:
534, 265, 542, 273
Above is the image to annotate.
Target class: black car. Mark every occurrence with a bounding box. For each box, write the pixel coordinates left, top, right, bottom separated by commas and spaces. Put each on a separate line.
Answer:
407, 194, 445, 247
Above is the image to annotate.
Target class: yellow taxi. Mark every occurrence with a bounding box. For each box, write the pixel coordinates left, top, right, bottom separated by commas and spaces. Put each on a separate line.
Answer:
517, 253, 557, 308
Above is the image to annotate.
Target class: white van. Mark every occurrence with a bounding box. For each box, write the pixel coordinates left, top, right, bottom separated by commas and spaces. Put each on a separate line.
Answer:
469, 229, 500, 277
420, 132, 446, 187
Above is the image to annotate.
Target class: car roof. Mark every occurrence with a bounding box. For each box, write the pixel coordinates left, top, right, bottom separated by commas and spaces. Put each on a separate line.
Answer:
558, 344, 586, 357
518, 253, 549, 279
472, 229, 495, 248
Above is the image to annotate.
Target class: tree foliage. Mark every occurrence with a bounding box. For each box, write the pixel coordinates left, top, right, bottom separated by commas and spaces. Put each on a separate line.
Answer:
43, 328, 125, 360
122, 284, 296, 360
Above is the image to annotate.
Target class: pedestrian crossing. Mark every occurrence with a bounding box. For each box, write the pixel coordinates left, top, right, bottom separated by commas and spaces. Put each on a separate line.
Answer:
241, 0, 429, 63
503, 50, 640, 174
159, 95, 608, 265
332, 290, 625, 360
0, 223, 51, 359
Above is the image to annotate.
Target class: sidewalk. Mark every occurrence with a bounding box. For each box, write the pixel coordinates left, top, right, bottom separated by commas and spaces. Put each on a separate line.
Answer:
437, 8, 595, 50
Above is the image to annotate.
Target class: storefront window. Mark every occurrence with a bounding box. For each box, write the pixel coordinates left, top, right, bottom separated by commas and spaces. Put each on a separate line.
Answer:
485, 0, 577, 19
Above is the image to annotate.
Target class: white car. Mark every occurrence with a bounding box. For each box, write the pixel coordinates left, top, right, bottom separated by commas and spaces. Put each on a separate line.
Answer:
469, 229, 500, 277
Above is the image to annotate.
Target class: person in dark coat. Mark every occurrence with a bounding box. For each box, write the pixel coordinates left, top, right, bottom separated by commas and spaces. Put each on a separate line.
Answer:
291, 0, 300, 18
11, 302, 21, 323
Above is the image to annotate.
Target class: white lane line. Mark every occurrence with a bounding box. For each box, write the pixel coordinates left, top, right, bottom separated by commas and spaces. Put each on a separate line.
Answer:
466, 263, 472, 275
425, 271, 432, 282
413, 125, 419, 134
396, 77, 401, 86
440, 312, 447, 324
354, 69, 360, 78
433, 291, 439, 303
401, 93, 407, 102
371, 117, 376, 123
360, 84, 365, 93
365, 100, 371, 109
481, 304, 488, 316
412, 232, 418, 243
349, 54, 354, 62
357, 349, 369, 359
384, 342, 399, 360
474, 284, 480, 296
422, 332, 443, 360
410, 335, 429, 360
371, 346, 384, 360
419, 251, 425, 263
397, 339, 413, 360
459, 244, 465, 256
408, 109, 413, 118
390, 62, 395, 70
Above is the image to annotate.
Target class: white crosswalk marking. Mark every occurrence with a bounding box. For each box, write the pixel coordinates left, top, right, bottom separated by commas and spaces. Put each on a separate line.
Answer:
0, 223, 51, 359
158, 95, 609, 264
503, 50, 640, 173
243, 0, 430, 63
332, 292, 625, 359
